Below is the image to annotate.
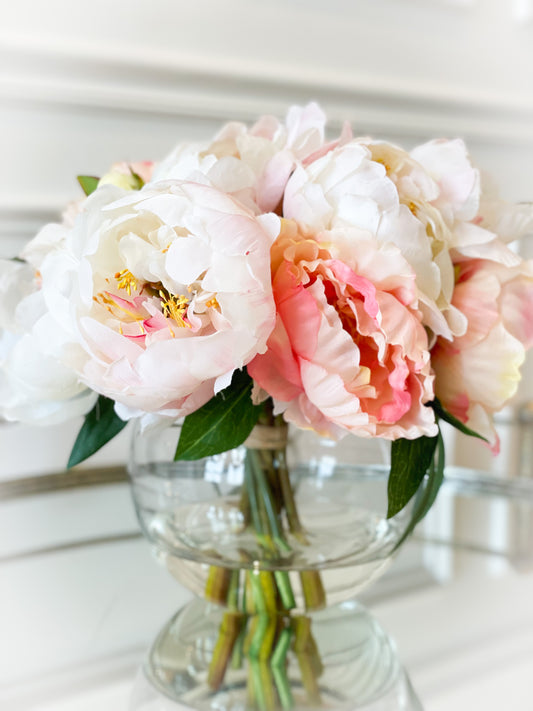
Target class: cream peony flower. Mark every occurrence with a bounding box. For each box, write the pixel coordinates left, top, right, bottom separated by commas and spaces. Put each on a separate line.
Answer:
409, 139, 526, 267
35, 180, 279, 421
0, 260, 96, 424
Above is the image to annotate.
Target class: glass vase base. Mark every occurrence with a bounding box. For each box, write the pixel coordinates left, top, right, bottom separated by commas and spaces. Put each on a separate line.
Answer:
133, 598, 422, 711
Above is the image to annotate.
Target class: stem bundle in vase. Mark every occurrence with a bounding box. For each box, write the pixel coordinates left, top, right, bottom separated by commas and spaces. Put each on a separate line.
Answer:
203, 411, 326, 706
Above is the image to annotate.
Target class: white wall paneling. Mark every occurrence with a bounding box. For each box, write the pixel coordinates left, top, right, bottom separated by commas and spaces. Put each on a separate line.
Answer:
2, 0, 533, 252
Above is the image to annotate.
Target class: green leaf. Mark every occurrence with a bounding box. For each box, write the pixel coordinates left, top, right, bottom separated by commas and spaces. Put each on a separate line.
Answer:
67, 395, 128, 468
430, 398, 488, 442
387, 434, 439, 519
392, 427, 445, 551
175, 369, 262, 461
77, 175, 100, 196
129, 170, 145, 189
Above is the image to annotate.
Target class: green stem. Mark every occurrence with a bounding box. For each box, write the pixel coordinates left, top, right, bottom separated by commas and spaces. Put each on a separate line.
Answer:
250, 450, 292, 555
274, 570, 296, 611
277, 450, 307, 544
300, 570, 326, 611
245, 454, 273, 548
259, 571, 280, 615
227, 569, 241, 610
249, 614, 278, 661
231, 620, 246, 670
246, 450, 296, 611
257, 449, 279, 500
207, 611, 244, 691
248, 570, 268, 615
205, 566, 232, 605
244, 571, 256, 614
250, 659, 276, 711
271, 626, 294, 710
292, 616, 323, 704
252, 447, 325, 612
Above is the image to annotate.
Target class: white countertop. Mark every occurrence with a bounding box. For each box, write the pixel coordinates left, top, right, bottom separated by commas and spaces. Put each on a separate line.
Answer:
3, 480, 533, 710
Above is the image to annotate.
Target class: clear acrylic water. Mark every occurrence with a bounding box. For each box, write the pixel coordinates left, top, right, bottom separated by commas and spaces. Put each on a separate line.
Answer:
132, 462, 404, 569
139, 599, 423, 711
130, 461, 411, 606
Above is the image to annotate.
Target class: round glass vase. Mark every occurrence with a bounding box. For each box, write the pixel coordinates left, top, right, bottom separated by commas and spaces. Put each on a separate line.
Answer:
129, 421, 414, 612
129, 422, 420, 710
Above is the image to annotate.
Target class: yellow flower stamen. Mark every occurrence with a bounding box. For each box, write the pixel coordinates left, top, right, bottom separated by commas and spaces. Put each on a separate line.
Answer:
205, 296, 220, 310
115, 269, 138, 296
159, 289, 190, 328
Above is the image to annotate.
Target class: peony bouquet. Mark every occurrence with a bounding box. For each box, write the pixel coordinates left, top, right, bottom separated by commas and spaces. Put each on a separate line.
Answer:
3, 103, 533, 707
1, 102, 533, 522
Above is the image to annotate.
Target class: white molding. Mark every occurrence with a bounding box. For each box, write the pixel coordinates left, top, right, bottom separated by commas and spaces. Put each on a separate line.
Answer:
2, 28, 532, 248
2, 34, 533, 145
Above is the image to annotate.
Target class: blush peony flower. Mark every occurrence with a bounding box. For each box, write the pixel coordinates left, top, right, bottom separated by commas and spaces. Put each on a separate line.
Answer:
282, 140, 466, 342
0, 260, 96, 424
153, 103, 351, 215
283, 135, 524, 346
34, 180, 279, 421
431, 255, 533, 451
248, 219, 437, 441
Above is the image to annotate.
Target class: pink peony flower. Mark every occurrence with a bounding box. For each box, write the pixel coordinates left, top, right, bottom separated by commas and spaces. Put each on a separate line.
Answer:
34, 181, 280, 422
432, 256, 533, 451
248, 219, 437, 441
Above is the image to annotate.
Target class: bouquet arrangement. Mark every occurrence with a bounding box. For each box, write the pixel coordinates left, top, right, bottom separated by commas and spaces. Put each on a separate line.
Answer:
2, 103, 533, 708
1, 103, 532, 516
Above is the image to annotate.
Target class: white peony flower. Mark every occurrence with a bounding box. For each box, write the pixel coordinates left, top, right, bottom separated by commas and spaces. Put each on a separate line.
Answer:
0, 260, 96, 424
282, 140, 465, 340
153, 103, 349, 214
36, 180, 280, 421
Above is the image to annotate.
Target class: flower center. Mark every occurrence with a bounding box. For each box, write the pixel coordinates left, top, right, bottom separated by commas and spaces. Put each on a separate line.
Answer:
94, 269, 195, 337
158, 287, 189, 327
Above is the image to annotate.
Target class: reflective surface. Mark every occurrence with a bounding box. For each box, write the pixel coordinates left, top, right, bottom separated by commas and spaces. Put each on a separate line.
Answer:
4, 464, 533, 710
